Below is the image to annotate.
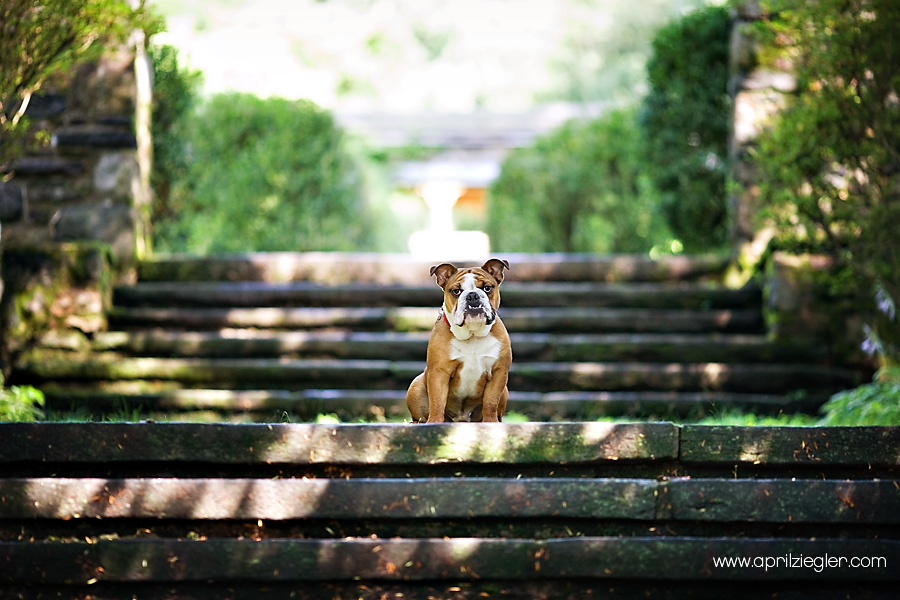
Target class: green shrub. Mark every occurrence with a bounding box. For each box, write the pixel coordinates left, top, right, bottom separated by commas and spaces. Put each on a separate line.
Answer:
153, 93, 371, 253
819, 368, 900, 426
487, 108, 670, 253
640, 5, 731, 252
752, 0, 900, 366
0, 385, 45, 422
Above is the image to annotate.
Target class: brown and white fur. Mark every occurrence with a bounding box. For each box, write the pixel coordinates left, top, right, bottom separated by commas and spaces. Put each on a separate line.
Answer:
406, 258, 512, 423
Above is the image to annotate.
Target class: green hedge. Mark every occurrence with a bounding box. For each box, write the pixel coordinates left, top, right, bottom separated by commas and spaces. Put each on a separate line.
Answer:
640, 5, 731, 252
153, 93, 371, 253
487, 109, 669, 253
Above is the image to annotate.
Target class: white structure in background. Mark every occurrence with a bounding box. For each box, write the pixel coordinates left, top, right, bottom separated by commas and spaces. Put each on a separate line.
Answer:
399, 159, 498, 261
337, 103, 606, 260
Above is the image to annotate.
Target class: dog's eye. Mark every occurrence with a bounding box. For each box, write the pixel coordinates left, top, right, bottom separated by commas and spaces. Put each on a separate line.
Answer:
483, 285, 493, 294
451, 288, 462, 297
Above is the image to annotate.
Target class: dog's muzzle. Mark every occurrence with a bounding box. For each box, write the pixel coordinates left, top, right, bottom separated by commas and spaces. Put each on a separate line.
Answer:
461, 291, 495, 324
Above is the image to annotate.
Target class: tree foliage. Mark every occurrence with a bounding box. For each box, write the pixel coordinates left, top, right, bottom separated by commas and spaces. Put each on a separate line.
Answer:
640, 5, 732, 252
752, 0, 900, 364
0, 0, 159, 166
153, 93, 371, 253
487, 108, 670, 253
543, 0, 712, 105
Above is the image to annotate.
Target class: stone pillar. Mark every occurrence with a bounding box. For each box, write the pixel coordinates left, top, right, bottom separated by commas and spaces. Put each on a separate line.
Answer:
0, 39, 151, 372
726, 1, 797, 283
132, 27, 155, 259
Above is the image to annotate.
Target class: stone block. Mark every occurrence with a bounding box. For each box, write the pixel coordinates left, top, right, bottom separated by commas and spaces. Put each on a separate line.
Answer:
0, 181, 24, 222
51, 200, 136, 266
1, 242, 112, 362
23, 93, 67, 119
93, 151, 139, 201
764, 252, 871, 365
54, 126, 137, 149
740, 68, 798, 93
733, 89, 792, 146
11, 157, 85, 176
66, 47, 137, 119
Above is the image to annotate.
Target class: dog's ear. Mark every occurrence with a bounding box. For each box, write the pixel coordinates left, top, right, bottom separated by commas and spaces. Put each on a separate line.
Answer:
430, 263, 458, 288
481, 258, 510, 285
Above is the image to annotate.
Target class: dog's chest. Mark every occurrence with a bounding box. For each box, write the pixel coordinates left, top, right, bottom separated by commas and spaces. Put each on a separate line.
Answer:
449, 334, 501, 398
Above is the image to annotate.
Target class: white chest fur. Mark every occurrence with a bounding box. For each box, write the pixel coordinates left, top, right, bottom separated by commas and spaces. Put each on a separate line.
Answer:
449, 334, 502, 399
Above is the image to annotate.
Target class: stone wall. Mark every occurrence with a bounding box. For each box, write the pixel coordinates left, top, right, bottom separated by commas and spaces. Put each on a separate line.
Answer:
1, 44, 148, 266
0, 41, 151, 373
765, 253, 871, 368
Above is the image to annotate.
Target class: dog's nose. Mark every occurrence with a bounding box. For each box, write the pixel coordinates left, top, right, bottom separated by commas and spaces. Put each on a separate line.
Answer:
466, 291, 481, 306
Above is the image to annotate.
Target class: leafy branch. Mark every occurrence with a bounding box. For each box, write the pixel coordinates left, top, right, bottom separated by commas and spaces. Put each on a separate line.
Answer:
0, 0, 161, 167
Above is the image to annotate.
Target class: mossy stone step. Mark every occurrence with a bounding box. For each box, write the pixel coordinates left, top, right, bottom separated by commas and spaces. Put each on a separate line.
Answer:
38, 386, 820, 420
3, 422, 898, 470
18, 356, 861, 394
6, 537, 897, 585
113, 281, 762, 310
5, 476, 897, 523
89, 331, 813, 363
0, 422, 677, 465
108, 306, 763, 333
138, 252, 730, 284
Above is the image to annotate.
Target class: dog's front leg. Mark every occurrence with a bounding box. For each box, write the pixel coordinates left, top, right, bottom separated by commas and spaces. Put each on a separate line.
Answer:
425, 368, 451, 423
480, 366, 510, 422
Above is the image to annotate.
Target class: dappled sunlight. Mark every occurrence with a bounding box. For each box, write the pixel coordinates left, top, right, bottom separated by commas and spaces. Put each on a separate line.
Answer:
252, 422, 682, 467
580, 421, 636, 461
701, 363, 727, 388
579, 421, 618, 445
447, 537, 484, 563
16, 477, 353, 520
569, 362, 611, 389
436, 423, 486, 461
187, 479, 251, 519
22, 478, 108, 519
739, 435, 773, 464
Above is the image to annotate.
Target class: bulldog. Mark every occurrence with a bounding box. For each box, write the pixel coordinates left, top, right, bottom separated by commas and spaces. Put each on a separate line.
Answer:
406, 258, 512, 423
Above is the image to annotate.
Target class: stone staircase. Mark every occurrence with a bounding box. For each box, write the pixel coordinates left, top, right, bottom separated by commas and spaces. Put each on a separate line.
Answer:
13, 253, 864, 421
2, 421, 899, 598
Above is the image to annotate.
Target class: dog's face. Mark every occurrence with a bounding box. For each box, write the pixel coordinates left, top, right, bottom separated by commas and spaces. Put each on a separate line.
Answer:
431, 259, 509, 336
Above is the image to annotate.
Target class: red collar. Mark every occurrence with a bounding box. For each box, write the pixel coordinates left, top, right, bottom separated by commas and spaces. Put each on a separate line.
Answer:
442, 310, 451, 327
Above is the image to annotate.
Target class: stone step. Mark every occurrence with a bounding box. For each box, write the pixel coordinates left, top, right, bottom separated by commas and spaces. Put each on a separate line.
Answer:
16, 356, 860, 395
38, 386, 820, 420
8, 476, 898, 524
89, 330, 819, 364
113, 281, 762, 310
138, 252, 730, 284
9, 537, 899, 588
108, 306, 763, 333
1, 422, 895, 596
4, 421, 896, 471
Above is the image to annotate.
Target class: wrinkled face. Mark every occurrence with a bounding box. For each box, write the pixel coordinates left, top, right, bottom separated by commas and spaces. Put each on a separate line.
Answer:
443, 268, 500, 328
431, 259, 508, 338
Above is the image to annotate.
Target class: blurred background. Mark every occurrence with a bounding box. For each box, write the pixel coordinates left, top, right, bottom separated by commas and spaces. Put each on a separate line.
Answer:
147, 0, 728, 258
3, 0, 898, 426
